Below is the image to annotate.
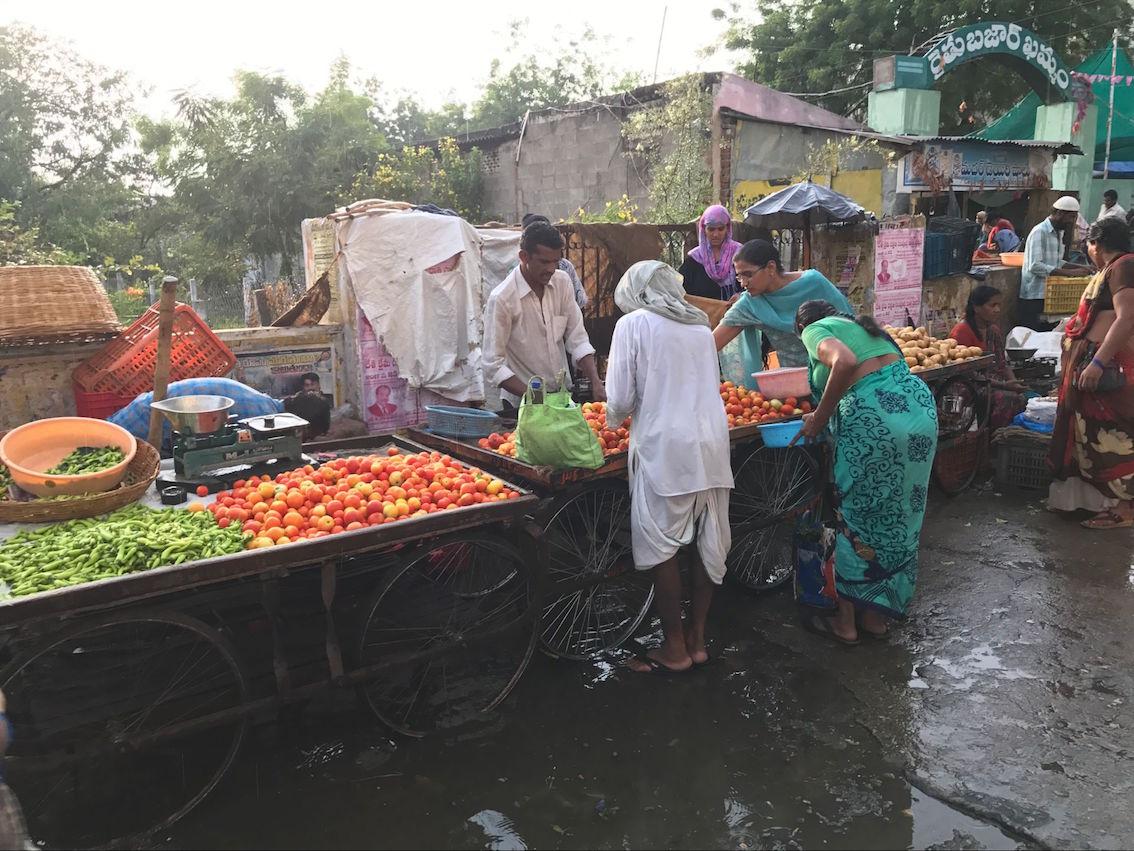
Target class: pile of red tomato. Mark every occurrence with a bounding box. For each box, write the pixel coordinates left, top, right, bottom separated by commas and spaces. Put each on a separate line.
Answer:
200, 448, 519, 549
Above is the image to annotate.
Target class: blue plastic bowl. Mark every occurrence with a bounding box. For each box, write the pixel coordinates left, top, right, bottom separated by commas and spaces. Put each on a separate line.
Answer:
757, 418, 805, 448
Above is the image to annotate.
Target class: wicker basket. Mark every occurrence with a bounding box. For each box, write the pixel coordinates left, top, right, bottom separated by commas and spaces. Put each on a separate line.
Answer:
0, 266, 121, 346
1043, 276, 1092, 315
0, 440, 159, 523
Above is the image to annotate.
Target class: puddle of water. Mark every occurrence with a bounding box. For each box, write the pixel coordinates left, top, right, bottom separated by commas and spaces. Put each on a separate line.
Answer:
911, 788, 1021, 849
926, 643, 1037, 690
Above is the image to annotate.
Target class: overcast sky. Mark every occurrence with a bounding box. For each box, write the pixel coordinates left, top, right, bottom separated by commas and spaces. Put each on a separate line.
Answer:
2, 0, 737, 116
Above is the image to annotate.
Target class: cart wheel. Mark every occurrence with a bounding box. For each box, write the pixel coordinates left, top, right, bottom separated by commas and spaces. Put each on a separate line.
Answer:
539, 481, 653, 661
730, 444, 821, 528
357, 534, 535, 738
932, 429, 987, 495
727, 518, 796, 593
934, 376, 979, 439
0, 611, 248, 849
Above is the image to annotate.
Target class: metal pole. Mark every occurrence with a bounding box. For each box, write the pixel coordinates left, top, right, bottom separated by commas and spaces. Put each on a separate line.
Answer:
652, 6, 668, 84
1104, 29, 1119, 179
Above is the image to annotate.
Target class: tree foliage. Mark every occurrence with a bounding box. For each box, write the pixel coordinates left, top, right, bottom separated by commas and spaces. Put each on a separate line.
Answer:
715, 0, 1134, 132
350, 138, 486, 220
622, 75, 714, 223
0, 21, 646, 302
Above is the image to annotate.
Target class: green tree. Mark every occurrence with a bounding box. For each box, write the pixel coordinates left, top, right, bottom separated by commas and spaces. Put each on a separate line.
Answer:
715, 0, 1134, 132
0, 201, 76, 265
471, 23, 642, 130
622, 75, 714, 222
350, 138, 486, 220
145, 62, 389, 284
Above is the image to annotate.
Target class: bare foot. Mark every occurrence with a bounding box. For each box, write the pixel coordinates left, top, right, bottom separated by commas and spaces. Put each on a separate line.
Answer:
683, 627, 709, 665
626, 648, 692, 674
859, 608, 889, 637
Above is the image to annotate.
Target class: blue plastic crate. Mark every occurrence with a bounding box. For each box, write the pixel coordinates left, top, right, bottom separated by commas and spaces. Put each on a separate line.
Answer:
923, 232, 952, 279
423, 405, 502, 439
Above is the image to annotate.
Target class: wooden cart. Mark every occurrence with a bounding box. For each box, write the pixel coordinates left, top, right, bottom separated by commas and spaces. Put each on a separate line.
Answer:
0, 435, 544, 848
407, 422, 824, 661
914, 355, 997, 494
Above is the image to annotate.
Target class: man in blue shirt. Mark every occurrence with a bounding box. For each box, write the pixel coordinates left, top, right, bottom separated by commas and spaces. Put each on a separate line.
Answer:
1020, 196, 1094, 330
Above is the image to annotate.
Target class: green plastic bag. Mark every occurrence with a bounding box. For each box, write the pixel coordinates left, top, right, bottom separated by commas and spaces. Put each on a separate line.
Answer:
515, 375, 604, 470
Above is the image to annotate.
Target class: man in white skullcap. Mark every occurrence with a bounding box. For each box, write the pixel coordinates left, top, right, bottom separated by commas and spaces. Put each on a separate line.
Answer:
606, 260, 733, 674
1020, 196, 1095, 330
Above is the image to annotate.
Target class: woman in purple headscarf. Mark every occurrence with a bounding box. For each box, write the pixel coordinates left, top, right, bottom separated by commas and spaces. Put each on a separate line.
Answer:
680, 204, 743, 301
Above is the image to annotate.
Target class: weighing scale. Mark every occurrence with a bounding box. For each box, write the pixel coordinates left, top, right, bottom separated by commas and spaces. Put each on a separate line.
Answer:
151, 395, 317, 493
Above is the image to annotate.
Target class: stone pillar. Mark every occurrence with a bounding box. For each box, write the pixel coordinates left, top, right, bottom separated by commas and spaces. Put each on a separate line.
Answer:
867, 89, 941, 136
1034, 102, 1097, 199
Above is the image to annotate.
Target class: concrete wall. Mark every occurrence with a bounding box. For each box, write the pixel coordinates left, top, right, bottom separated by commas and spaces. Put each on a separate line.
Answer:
478, 108, 653, 223
0, 342, 105, 430
729, 118, 888, 215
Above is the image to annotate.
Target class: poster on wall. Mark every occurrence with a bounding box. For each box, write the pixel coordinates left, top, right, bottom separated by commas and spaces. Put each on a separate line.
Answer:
231, 347, 336, 403
873, 225, 926, 327
356, 308, 453, 431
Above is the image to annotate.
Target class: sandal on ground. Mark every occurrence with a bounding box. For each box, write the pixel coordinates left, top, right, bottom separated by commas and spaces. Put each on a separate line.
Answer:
801, 612, 860, 647
626, 654, 690, 675
1081, 510, 1134, 530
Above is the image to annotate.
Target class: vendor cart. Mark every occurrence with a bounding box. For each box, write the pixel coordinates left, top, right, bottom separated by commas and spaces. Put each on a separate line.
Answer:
0, 434, 543, 849
407, 421, 823, 661
914, 355, 997, 494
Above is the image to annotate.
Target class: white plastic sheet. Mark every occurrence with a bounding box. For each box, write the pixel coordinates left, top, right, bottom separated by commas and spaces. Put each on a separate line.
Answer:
341, 212, 488, 402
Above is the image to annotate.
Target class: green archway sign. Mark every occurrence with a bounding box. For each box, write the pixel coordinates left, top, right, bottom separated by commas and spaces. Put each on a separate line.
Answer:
874, 23, 1074, 103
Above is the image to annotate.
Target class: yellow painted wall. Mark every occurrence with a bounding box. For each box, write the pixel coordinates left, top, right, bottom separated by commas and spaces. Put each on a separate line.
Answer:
732, 169, 883, 218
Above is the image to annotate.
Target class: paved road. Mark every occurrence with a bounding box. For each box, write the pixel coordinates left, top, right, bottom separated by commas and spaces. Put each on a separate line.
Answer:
160, 489, 1133, 850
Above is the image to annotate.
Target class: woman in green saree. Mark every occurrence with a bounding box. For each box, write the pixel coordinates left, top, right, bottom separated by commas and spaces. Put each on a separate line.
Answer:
792, 300, 939, 644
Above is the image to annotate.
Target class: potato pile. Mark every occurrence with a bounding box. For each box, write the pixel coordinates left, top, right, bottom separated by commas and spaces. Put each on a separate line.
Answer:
883, 325, 985, 374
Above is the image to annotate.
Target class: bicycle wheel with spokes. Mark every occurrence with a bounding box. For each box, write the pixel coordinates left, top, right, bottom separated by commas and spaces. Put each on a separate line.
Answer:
357, 534, 535, 738
539, 481, 653, 660
727, 518, 796, 593
730, 444, 821, 529
0, 611, 248, 849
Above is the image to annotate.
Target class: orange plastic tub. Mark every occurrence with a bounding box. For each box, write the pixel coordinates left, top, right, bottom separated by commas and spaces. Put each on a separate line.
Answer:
1000, 252, 1024, 267
0, 418, 137, 498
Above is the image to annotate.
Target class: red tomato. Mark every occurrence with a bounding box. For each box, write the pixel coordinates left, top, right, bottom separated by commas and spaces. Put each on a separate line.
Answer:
196, 485, 209, 497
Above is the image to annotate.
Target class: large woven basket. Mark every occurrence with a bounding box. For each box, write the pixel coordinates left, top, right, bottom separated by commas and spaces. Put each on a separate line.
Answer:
0, 440, 159, 523
0, 266, 121, 346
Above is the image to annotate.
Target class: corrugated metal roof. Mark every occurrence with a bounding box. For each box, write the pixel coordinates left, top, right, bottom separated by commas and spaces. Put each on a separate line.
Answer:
904, 135, 1082, 154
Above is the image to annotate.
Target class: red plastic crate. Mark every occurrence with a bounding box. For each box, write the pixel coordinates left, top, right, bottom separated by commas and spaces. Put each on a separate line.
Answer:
73, 303, 236, 397
73, 386, 134, 419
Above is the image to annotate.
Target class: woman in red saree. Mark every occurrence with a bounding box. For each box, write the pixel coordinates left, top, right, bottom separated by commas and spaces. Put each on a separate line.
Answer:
1049, 218, 1134, 529
949, 285, 1027, 430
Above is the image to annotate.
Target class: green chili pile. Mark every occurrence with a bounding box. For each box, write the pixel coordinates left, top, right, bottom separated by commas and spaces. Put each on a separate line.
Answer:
0, 464, 11, 500
0, 504, 248, 597
45, 446, 126, 476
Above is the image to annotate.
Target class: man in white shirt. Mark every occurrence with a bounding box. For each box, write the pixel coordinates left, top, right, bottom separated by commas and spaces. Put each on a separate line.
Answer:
1097, 189, 1127, 223
1020, 196, 1093, 330
484, 222, 605, 406
606, 261, 733, 675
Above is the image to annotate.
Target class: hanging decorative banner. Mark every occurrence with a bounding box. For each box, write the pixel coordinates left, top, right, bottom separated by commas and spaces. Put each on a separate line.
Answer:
924, 23, 1073, 100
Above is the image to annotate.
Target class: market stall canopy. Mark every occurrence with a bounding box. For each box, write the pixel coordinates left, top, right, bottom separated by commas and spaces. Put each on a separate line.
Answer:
973, 45, 1134, 175
743, 181, 866, 228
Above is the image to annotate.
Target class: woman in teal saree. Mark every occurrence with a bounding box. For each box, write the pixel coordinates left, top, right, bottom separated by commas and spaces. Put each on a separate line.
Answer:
792, 300, 938, 645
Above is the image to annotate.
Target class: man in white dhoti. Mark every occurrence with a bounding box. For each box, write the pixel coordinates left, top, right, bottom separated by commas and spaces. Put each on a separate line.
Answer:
606, 261, 734, 674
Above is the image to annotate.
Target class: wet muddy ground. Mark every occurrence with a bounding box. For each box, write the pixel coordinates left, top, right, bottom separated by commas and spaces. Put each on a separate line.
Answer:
159, 489, 1133, 850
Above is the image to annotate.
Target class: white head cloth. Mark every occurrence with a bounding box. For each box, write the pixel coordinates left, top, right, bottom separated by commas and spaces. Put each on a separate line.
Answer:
614, 260, 710, 327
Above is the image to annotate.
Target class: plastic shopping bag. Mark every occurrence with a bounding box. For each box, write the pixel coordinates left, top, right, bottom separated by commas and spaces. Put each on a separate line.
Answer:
514, 375, 604, 470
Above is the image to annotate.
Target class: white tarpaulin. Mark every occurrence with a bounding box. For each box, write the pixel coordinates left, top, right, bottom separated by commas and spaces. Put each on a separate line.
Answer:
477, 228, 522, 297
340, 211, 488, 402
